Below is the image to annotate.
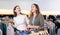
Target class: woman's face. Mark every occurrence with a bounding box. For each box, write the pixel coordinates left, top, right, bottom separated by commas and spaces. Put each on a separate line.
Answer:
15, 6, 21, 14
31, 4, 37, 13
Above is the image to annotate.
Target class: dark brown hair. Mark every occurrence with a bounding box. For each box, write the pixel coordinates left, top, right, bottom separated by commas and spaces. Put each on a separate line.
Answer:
13, 5, 22, 17
31, 3, 40, 17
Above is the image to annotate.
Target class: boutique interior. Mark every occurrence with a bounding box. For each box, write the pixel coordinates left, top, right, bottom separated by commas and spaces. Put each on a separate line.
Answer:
0, 0, 60, 35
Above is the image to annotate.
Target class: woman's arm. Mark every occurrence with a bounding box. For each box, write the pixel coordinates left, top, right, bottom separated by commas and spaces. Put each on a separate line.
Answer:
39, 14, 44, 29
9, 19, 16, 28
27, 24, 39, 29
25, 15, 40, 29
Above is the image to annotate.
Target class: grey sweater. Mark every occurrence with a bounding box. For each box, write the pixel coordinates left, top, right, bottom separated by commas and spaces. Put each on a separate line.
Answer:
29, 14, 44, 32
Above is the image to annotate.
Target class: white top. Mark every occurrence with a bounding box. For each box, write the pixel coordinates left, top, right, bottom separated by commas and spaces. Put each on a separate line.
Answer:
13, 15, 29, 31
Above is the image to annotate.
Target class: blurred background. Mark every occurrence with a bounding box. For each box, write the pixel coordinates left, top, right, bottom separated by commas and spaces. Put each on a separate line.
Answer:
0, 0, 60, 15
0, 0, 60, 35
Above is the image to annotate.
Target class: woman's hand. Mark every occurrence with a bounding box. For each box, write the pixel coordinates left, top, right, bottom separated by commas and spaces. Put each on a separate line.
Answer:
33, 26, 39, 29
27, 25, 39, 29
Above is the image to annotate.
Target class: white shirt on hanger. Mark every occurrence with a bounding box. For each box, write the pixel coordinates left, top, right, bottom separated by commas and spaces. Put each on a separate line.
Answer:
7, 23, 14, 35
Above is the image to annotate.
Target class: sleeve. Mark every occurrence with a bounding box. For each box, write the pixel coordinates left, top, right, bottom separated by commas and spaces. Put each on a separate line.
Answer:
39, 14, 44, 29
13, 17, 15, 24
25, 15, 30, 24
13, 17, 17, 27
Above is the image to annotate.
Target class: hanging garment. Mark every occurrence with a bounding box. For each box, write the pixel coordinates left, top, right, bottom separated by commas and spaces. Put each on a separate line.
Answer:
0, 22, 2, 35
7, 23, 14, 35
57, 28, 60, 35
2, 23, 7, 35
0, 29, 2, 35
0, 23, 3, 32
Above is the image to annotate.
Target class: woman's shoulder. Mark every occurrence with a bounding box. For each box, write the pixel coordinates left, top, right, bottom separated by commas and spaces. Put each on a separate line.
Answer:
21, 15, 27, 18
21, 15, 26, 17
39, 13, 42, 16
38, 14, 44, 19
39, 13, 43, 17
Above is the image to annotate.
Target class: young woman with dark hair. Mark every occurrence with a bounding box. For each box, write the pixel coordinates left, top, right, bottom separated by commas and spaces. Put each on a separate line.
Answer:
13, 5, 29, 35
28, 3, 44, 33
